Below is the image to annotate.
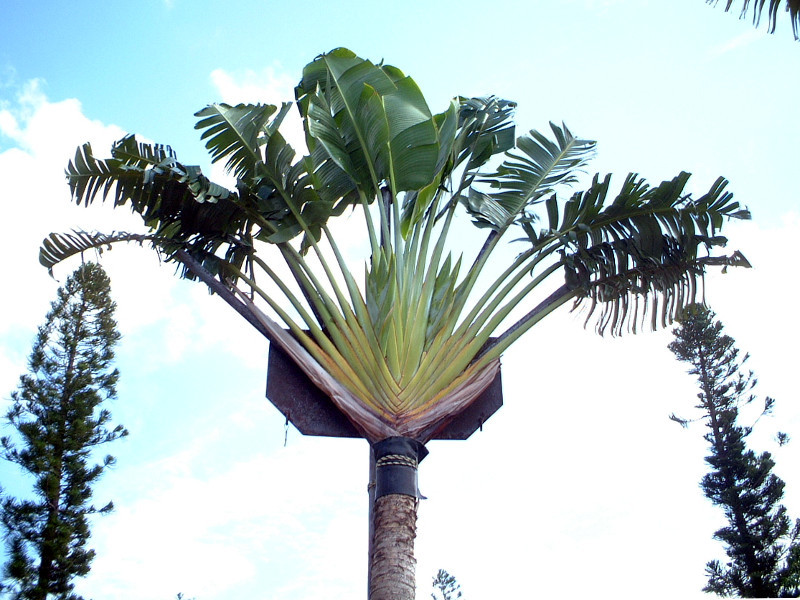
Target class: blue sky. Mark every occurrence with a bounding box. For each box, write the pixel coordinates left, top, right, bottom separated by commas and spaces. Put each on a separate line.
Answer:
1, 1, 799, 599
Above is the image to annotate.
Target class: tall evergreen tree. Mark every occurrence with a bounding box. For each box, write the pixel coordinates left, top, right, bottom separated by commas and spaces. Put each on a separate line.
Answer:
0, 262, 128, 600
669, 305, 800, 597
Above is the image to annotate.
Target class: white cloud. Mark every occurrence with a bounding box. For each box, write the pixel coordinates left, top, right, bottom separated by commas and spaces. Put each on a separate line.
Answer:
0, 82, 134, 339
210, 66, 296, 106
0, 110, 21, 139
77, 437, 367, 600
0, 80, 282, 376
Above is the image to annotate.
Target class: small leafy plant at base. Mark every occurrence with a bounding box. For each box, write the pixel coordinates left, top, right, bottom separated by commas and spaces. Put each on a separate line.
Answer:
432, 569, 463, 600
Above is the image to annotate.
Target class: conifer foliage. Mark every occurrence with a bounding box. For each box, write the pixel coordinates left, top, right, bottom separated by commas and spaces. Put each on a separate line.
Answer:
431, 569, 462, 600
0, 262, 128, 600
669, 305, 800, 597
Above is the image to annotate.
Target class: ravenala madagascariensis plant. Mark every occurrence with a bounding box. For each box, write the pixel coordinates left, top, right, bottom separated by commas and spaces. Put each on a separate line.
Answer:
41, 48, 750, 597
42, 48, 750, 440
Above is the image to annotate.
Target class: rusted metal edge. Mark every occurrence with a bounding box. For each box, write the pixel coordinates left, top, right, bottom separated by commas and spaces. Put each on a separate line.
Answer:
266, 341, 503, 440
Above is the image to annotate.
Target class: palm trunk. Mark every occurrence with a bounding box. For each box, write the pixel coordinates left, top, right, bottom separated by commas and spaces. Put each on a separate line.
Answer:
369, 494, 418, 600
367, 437, 427, 600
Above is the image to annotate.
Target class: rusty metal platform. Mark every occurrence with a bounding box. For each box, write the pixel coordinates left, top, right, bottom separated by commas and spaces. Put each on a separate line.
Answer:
266, 342, 503, 440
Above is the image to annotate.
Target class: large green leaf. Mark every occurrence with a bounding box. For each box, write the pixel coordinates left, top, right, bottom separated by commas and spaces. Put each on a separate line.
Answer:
257, 128, 354, 252
455, 96, 517, 175
297, 48, 449, 201
530, 172, 752, 334
463, 122, 596, 231
194, 103, 290, 181
67, 141, 156, 209
567, 235, 751, 335
65, 139, 264, 283
400, 97, 486, 237
299, 85, 370, 194
39, 230, 153, 275
534, 172, 749, 254
297, 49, 395, 196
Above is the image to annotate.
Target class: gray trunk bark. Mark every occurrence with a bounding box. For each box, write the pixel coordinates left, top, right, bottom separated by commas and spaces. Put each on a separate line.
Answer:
368, 493, 418, 600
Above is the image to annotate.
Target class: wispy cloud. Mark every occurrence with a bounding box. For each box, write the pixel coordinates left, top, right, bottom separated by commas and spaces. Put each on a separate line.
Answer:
710, 28, 766, 57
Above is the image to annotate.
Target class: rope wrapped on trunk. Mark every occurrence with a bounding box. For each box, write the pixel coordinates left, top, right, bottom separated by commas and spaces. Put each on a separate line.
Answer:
372, 437, 428, 499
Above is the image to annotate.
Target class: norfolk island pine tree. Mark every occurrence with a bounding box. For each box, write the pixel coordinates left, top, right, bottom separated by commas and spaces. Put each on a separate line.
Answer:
0, 262, 127, 600
39, 48, 751, 599
669, 305, 800, 597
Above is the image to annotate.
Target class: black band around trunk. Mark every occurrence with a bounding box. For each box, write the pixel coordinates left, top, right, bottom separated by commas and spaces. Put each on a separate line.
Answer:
372, 437, 428, 499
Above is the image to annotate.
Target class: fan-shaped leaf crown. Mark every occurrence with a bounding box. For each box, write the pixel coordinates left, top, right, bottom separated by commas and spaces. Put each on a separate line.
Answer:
43, 48, 750, 442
